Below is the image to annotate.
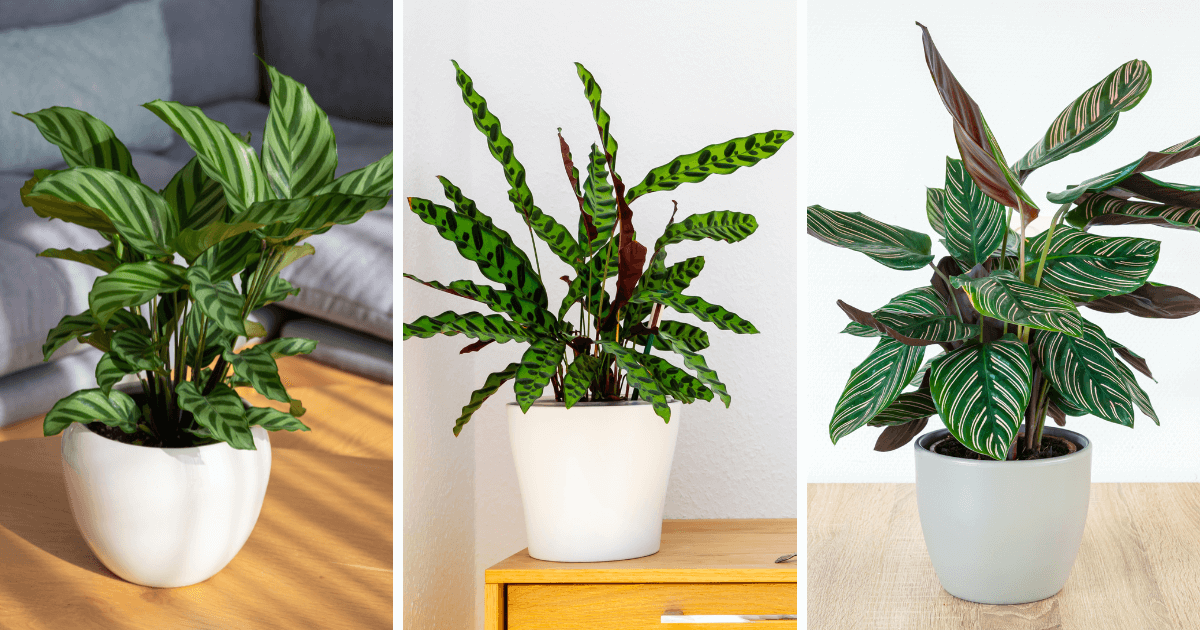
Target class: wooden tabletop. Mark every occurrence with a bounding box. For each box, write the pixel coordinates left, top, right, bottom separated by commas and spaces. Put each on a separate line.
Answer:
809, 483, 1200, 630
486, 518, 797, 584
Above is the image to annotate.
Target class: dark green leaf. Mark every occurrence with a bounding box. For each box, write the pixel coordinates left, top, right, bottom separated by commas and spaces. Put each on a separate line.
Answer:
88, 261, 188, 325
43, 388, 140, 436
563, 355, 602, 408
625, 130, 794, 203
187, 265, 247, 335
403, 274, 558, 333
937, 157, 1006, 267
630, 289, 758, 334
639, 354, 713, 404
656, 328, 729, 406
830, 336, 925, 443
176, 381, 255, 450
32, 167, 178, 256
403, 311, 533, 344
653, 211, 757, 251
513, 338, 565, 412
109, 329, 164, 371
950, 270, 1083, 336
453, 362, 520, 436
1049, 134, 1200, 204
1024, 226, 1158, 301
602, 342, 672, 422
16, 107, 138, 180
247, 406, 310, 432
1033, 319, 1134, 427
1067, 194, 1200, 232
808, 205, 934, 270
37, 246, 119, 273
868, 388, 937, 427
929, 336, 1032, 460
262, 63, 338, 198
224, 347, 288, 404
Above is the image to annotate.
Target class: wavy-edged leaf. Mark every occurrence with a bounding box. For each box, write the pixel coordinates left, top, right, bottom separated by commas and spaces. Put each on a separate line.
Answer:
247, 406, 310, 432
1083, 281, 1200, 319
319, 152, 392, 197
143, 100, 270, 215
563, 355, 602, 408
95, 352, 135, 395
868, 388, 937, 427
625, 130, 794, 203
187, 266, 246, 336
224, 347, 288, 404
176, 197, 309, 260
917, 22, 1039, 220
937, 157, 1006, 266
808, 205, 934, 270
1015, 60, 1152, 180
829, 336, 925, 443
43, 310, 147, 360
558, 239, 618, 318
20, 169, 116, 233
657, 320, 710, 352
38, 246, 119, 273
1024, 226, 1158, 301
403, 311, 533, 344
16, 107, 138, 180
581, 144, 617, 254
262, 64, 337, 198
1067, 194, 1200, 232
1033, 320, 1134, 427
1049, 134, 1200, 204
630, 289, 757, 334
454, 362, 520, 436
176, 381, 255, 450
43, 388, 140, 436
656, 328, 729, 407
252, 276, 299, 311
574, 62, 620, 172
109, 329, 164, 371
839, 286, 978, 345
950, 270, 1083, 336
639, 354, 713, 404
513, 338, 565, 412
408, 197, 546, 307
602, 342, 672, 422
88, 261, 188, 325
402, 274, 558, 333
929, 336, 1032, 460
654, 211, 757, 251
32, 167, 177, 256
256, 336, 318, 359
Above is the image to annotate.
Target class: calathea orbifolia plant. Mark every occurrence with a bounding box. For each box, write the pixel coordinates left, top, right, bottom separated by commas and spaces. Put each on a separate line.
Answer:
808, 23, 1200, 460
404, 61, 793, 435
19, 63, 393, 449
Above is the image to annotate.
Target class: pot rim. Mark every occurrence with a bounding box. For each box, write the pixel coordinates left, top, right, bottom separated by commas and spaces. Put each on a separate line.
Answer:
68, 421, 266, 453
507, 397, 680, 408
915, 426, 1090, 468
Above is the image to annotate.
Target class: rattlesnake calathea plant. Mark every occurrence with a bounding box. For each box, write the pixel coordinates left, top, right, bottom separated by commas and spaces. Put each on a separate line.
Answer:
808, 23, 1200, 460
19, 63, 393, 449
403, 61, 793, 435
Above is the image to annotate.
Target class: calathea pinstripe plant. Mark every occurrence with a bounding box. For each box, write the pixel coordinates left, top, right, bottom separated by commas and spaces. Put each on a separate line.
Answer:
809, 23, 1200, 460
18, 63, 393, 449
404, 61, 793, 435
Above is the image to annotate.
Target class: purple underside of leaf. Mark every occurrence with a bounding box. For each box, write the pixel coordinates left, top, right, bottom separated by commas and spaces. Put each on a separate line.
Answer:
835, 299, 937, 347
1082, 283, 1200, 319
874, 416, 929, 452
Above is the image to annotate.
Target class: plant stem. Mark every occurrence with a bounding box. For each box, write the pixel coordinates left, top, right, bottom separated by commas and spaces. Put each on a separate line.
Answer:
998, 208, 1014, 273
929, 263, 965, 322
1016, 199, 1031, 344
1032, 203, 1073, 289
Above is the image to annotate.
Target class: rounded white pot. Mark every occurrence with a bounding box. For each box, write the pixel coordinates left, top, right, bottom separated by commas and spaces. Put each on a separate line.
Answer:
914, 426, 1092, 604
61, 421, 272, 588
508, 399, 681, 562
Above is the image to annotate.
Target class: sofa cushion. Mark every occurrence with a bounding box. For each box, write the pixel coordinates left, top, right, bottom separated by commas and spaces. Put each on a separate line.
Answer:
279, 319, 391, 383
0, 347, 103, 429
161, 0, 259, 106
0, 0, 130, 29
0, 0, 174, 172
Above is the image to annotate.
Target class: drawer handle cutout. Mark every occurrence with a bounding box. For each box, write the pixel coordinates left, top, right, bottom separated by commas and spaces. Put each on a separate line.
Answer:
661, 610, 798, 623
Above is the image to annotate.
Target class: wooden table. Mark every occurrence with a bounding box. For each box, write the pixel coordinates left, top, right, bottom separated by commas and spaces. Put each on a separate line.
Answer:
486, 519, 798, 629
809, 483, 1200, 630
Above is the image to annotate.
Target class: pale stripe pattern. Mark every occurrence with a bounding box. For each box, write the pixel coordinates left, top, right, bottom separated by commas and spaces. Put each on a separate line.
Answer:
940, 157, 1006, 266
930, 337, 1032, 460
1033, 321, 1134, 427
841, 286, 976, 343
807, 205, 933, 271
1049, 134, 1200, 204
952, 270, 1083, 336
1026, 226, 1158, 301
829, 336, 925, 443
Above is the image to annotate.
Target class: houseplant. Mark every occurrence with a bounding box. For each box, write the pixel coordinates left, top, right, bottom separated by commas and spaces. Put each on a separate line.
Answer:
808, 23, 1200, 604
17, 63, 393, 587
403, 61, 792, 561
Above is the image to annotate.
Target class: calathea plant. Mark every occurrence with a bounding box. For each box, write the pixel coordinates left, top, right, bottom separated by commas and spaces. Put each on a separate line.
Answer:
19, 63, 393, 449
808, 23, 1200, 460
404, 61, 793, 435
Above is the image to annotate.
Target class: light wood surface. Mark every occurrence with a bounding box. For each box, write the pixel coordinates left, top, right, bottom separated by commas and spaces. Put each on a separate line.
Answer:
508, 583, 796, 629
808, 483, 1200, 630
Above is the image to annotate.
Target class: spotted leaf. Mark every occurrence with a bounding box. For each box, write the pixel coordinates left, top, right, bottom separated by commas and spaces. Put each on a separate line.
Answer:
455, 362, 520, 436
403, 311, 533, 344
626, 131, 794, 204
630, 289, 757, 334
563, 355, 603, 408
513, 339, 565, 412
602, 342, 673, 422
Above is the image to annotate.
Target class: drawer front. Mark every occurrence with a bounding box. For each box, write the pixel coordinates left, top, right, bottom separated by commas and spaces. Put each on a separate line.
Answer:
508, 583, 797, 629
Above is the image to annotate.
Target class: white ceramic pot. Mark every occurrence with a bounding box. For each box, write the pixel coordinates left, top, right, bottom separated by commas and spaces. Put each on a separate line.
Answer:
508, 399, 681, 562
61, 421, 272, 588
914, 426, 1092, 604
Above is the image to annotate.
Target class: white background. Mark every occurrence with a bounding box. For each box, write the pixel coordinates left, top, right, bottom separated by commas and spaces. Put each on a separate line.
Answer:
808, 1, 1200, 483
402, 2, 797, 628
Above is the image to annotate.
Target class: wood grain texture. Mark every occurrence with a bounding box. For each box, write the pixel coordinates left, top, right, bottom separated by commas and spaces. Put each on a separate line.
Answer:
0, 433, 392, 629
486, 583, 505, 630
0, 355, 394, 460
486, 519, 798, 585
508, 583, 797, 629
808, 483, 1200, 630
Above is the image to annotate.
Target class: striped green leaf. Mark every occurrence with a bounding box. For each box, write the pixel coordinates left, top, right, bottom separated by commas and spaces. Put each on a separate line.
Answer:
247, 406, 310, 432
89, 261, 188, 325
318, 152, 393, 197
829, 336, 925, 443
640, 354, 713, 404
602, 342, 673, 422
196, 233, 260, 283
840, 286, 978, 344
1067, 194, 1200, 232
513, 338, 566, 412
403, 311, 533, 344
16, 107, 138, 180
1015, 60, 1152, 180
95, 352, 135, 395
950, 270, 1083, 336
224, 347, 288, 404
178, 197, 310, 259
1024, 226, 1159, 301
454, 362, 520, 436
109, 329, 164, 371
936, 157, 1006, 266
37, 246, 119, 273
408, 197, 547, 307
176, 381, 255, 450
262, 64, 338, 198
574, 63, 620, 172
43, 388, 140, 437
187, 265, 247, 335
1033, 320, 1134, 427
808, 205, 934, 270
32, 167, 178, 256
292, 192, 390, 235
143, 100, 270, 215
625, 130, 794, 204
653, 211, 758, 251
162, 156, 227, 232
563, 355, 603, 408
926, 188, 947, 237
581, 144, 617, 254
20, 169, 114, 232
1110, 350, 1159, 426
251, 276, 299, 310
656, 328, 729, 406
402, 274, 558, 333
43, 310, 148, 360
256, 337, 318, 359
630, 289, 758, 334
184, 308, 233, 368
868, 388, 937, 427
1049, 134, 1200, 204
929, 336, 1032, 460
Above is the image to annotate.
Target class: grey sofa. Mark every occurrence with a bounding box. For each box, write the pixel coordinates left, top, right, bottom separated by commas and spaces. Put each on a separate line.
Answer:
0, 0, 393, 428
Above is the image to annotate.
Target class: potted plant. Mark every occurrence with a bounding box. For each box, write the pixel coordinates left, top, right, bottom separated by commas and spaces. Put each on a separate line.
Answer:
809, 23, 1200, 604
403, 61, 792, 562
18, 63, 393, 588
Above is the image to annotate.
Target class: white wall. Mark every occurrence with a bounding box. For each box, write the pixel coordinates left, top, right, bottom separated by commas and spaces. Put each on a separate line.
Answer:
808, 0, 1200, 483
404, 1, 797, 628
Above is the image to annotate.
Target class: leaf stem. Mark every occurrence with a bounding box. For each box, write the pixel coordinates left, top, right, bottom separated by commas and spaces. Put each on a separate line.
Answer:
929, 263, 965, 322
1032, 203, 1073, 289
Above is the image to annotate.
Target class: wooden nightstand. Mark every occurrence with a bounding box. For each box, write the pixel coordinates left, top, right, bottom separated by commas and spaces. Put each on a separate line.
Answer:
485, 518, 797, 629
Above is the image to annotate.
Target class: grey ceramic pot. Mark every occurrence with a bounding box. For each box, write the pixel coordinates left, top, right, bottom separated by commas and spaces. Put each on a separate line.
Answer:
914, 426, 1092, 604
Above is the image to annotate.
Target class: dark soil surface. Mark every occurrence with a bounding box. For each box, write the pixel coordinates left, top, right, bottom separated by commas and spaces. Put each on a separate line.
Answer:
932, 433, 1078, 461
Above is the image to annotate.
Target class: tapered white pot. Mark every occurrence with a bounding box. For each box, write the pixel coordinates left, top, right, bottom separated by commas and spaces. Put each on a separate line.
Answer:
61, 422, 272, 588
508, 399, 681, 562
914, 427, 1091, 604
